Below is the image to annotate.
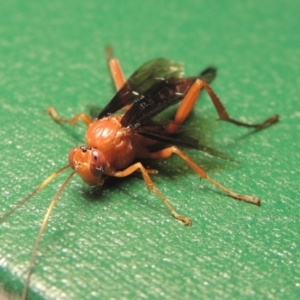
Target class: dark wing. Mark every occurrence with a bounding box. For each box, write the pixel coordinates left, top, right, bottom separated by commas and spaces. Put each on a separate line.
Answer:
120, 67, 217, 127
136, 125, 233, 161
198, 66, 217, 84
97, 58, 184, 119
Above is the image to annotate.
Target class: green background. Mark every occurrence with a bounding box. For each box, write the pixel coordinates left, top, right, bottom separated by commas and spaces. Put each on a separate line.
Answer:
0, 1, 299, 299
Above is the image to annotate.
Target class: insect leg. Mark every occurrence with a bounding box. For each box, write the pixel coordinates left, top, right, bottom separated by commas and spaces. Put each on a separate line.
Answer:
47, 106, 93, 126
166, 79, 279, 133
106, 46, 126, 91
202, 80, 279, 128
149, 146, 261, 205
166, 78, 203, 133
112, 162, 192, 225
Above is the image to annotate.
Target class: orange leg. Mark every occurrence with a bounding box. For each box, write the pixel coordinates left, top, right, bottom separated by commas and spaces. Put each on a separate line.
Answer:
166, 79, 279, 133
106, 46, 132, 112
112, 162, 192, 225
46, 107, 93, 127
149, 146, 261, 206
106, 46, 126, 91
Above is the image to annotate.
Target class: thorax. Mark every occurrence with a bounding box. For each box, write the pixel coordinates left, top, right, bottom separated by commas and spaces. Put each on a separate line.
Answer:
85, 116, 138, 170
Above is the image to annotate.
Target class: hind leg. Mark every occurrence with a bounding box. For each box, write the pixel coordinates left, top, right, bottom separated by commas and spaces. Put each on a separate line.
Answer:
166, 79, 279, 133
149, 146, 261, 205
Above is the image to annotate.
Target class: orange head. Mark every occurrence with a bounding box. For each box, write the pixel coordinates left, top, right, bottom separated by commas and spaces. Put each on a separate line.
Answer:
68, 146, 108, 186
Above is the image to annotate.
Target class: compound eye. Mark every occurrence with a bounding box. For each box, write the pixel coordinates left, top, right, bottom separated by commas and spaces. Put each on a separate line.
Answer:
90, 150, 106, 177
68, 147, 78, 168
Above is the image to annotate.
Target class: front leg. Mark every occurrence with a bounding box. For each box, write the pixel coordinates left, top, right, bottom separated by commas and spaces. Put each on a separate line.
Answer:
46, 106, 93, 126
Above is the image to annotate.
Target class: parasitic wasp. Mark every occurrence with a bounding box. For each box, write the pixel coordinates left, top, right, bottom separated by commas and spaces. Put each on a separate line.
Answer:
0, 46, 279, 299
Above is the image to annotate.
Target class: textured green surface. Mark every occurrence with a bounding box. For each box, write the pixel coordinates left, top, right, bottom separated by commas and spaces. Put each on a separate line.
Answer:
0, 1, 299, 299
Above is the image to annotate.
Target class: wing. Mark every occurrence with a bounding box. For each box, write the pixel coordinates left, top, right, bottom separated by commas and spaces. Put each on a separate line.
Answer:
97, 58, 184, 119
120, 66, 216, 128
136, 124, 233, 161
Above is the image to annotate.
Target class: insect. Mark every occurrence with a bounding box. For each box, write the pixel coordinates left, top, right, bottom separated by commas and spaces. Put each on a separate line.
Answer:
0, 47, 279, 299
